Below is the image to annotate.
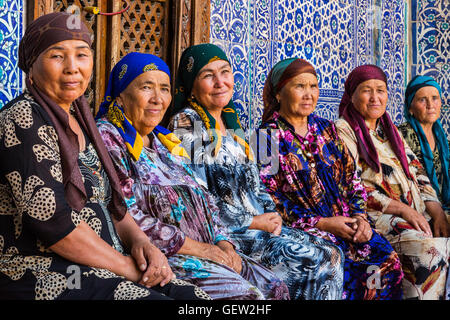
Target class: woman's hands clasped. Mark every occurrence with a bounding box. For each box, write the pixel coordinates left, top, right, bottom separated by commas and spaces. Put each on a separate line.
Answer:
128, 237, 175, 288
316, 215, 373, 243
249, 212, 282, 236
202, 241, 243, 274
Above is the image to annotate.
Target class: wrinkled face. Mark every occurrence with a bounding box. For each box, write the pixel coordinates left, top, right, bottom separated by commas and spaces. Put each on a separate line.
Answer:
30, 39, 93, 110
117, 70, 172, 136
191, 60, 234, 110
351, 79, 388, 123
276, 72, 319, 119
409, 86, 441, 125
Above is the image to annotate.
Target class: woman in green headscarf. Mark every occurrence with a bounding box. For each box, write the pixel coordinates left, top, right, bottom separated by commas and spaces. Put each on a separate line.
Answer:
168, 43, 346, 300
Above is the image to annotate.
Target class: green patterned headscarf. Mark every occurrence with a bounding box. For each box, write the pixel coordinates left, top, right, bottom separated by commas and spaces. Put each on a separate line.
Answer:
172, 43, 252, 159
173, 43, 229, 113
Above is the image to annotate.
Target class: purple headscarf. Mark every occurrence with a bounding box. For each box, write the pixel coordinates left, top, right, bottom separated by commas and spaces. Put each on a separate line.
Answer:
338, 65, 411, 178
18, 12, 127, 220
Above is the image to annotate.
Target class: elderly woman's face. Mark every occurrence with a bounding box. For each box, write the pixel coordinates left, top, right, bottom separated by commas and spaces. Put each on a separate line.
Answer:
351, 79, 388, 123
409, 86, 441, 125
191, 60, 234, 110
276, 72, 319, 119
117, 70, 171, 136
29, 39, 93, 109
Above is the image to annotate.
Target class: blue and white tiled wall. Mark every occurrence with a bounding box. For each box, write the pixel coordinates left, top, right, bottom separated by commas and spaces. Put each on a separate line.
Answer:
0, 0, 23, 108
210, 0, 450, 136
0, 0, 448, 136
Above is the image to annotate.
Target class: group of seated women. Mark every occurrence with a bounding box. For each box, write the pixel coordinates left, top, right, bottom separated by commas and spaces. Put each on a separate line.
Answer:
0, 12, 448, 300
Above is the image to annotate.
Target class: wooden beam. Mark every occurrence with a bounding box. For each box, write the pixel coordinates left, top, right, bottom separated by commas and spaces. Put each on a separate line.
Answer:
191, 0, 210, 45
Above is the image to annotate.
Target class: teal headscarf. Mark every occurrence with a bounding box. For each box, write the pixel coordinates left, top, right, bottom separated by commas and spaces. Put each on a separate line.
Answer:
96, 52, 188, 161
404, 75, 450, 209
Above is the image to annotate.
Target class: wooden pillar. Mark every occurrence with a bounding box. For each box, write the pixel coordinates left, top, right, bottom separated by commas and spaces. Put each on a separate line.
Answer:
171, 0, 210, 82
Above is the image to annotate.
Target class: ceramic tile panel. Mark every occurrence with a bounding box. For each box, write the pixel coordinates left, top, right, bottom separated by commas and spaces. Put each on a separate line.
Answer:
410, 0, 450, 135
379, 0, 407, 124
211, 0, 409, 132
0, 0, 23, 109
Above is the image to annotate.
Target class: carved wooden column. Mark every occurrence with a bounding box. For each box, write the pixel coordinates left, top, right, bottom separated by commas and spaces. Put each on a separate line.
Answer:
171, 0, 210, 81
191, 0, 210, 44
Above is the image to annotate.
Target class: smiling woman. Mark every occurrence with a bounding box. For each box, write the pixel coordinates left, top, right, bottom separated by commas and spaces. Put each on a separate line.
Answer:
350, 79, 388, 130
117, 70, 172, 137
169, 45, 347, 300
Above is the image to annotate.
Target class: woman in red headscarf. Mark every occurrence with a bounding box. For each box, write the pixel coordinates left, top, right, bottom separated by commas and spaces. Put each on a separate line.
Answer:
258, 58, 403, 300
335, 64, 450, 300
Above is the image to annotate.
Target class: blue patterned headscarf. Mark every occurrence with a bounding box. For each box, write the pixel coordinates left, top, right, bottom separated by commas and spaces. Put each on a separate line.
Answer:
404, 75, 450, 209
96, 52, 188, 161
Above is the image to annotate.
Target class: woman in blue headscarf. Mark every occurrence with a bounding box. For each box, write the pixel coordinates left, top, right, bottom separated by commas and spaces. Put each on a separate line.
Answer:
95, 52, 290, 300
398, 75, 450, 221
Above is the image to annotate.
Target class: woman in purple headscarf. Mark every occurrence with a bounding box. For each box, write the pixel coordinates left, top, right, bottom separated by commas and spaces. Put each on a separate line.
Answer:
336, 64, 450, 300
0, 12, 209, 300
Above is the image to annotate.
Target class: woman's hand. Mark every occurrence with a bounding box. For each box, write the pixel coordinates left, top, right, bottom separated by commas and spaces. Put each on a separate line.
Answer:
249, 212, 282, 236
178, 238, 241, 273
432, 215, 450, 237
315, 216, 357, 241
424, 201, 450, 238
384, 199, 433, 237
216, 241, 242, 274
400, 206, 433, 237
130, 238, 175, 288
351, 215, 373, 243
114, 213, 175, 287
199, 242, 234, 267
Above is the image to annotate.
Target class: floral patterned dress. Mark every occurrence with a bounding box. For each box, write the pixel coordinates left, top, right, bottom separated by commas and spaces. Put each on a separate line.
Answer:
97, 117, 289, 300
0, 93, 208, 300
169, 108, 346, 300
336, 118, 450, 300
258, 112, 403, 300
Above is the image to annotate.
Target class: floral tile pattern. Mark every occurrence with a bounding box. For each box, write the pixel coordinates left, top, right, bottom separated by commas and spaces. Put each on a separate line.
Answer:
211, 0, 409, 133
0, 0, 447, 137
0, 0, 23, 109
